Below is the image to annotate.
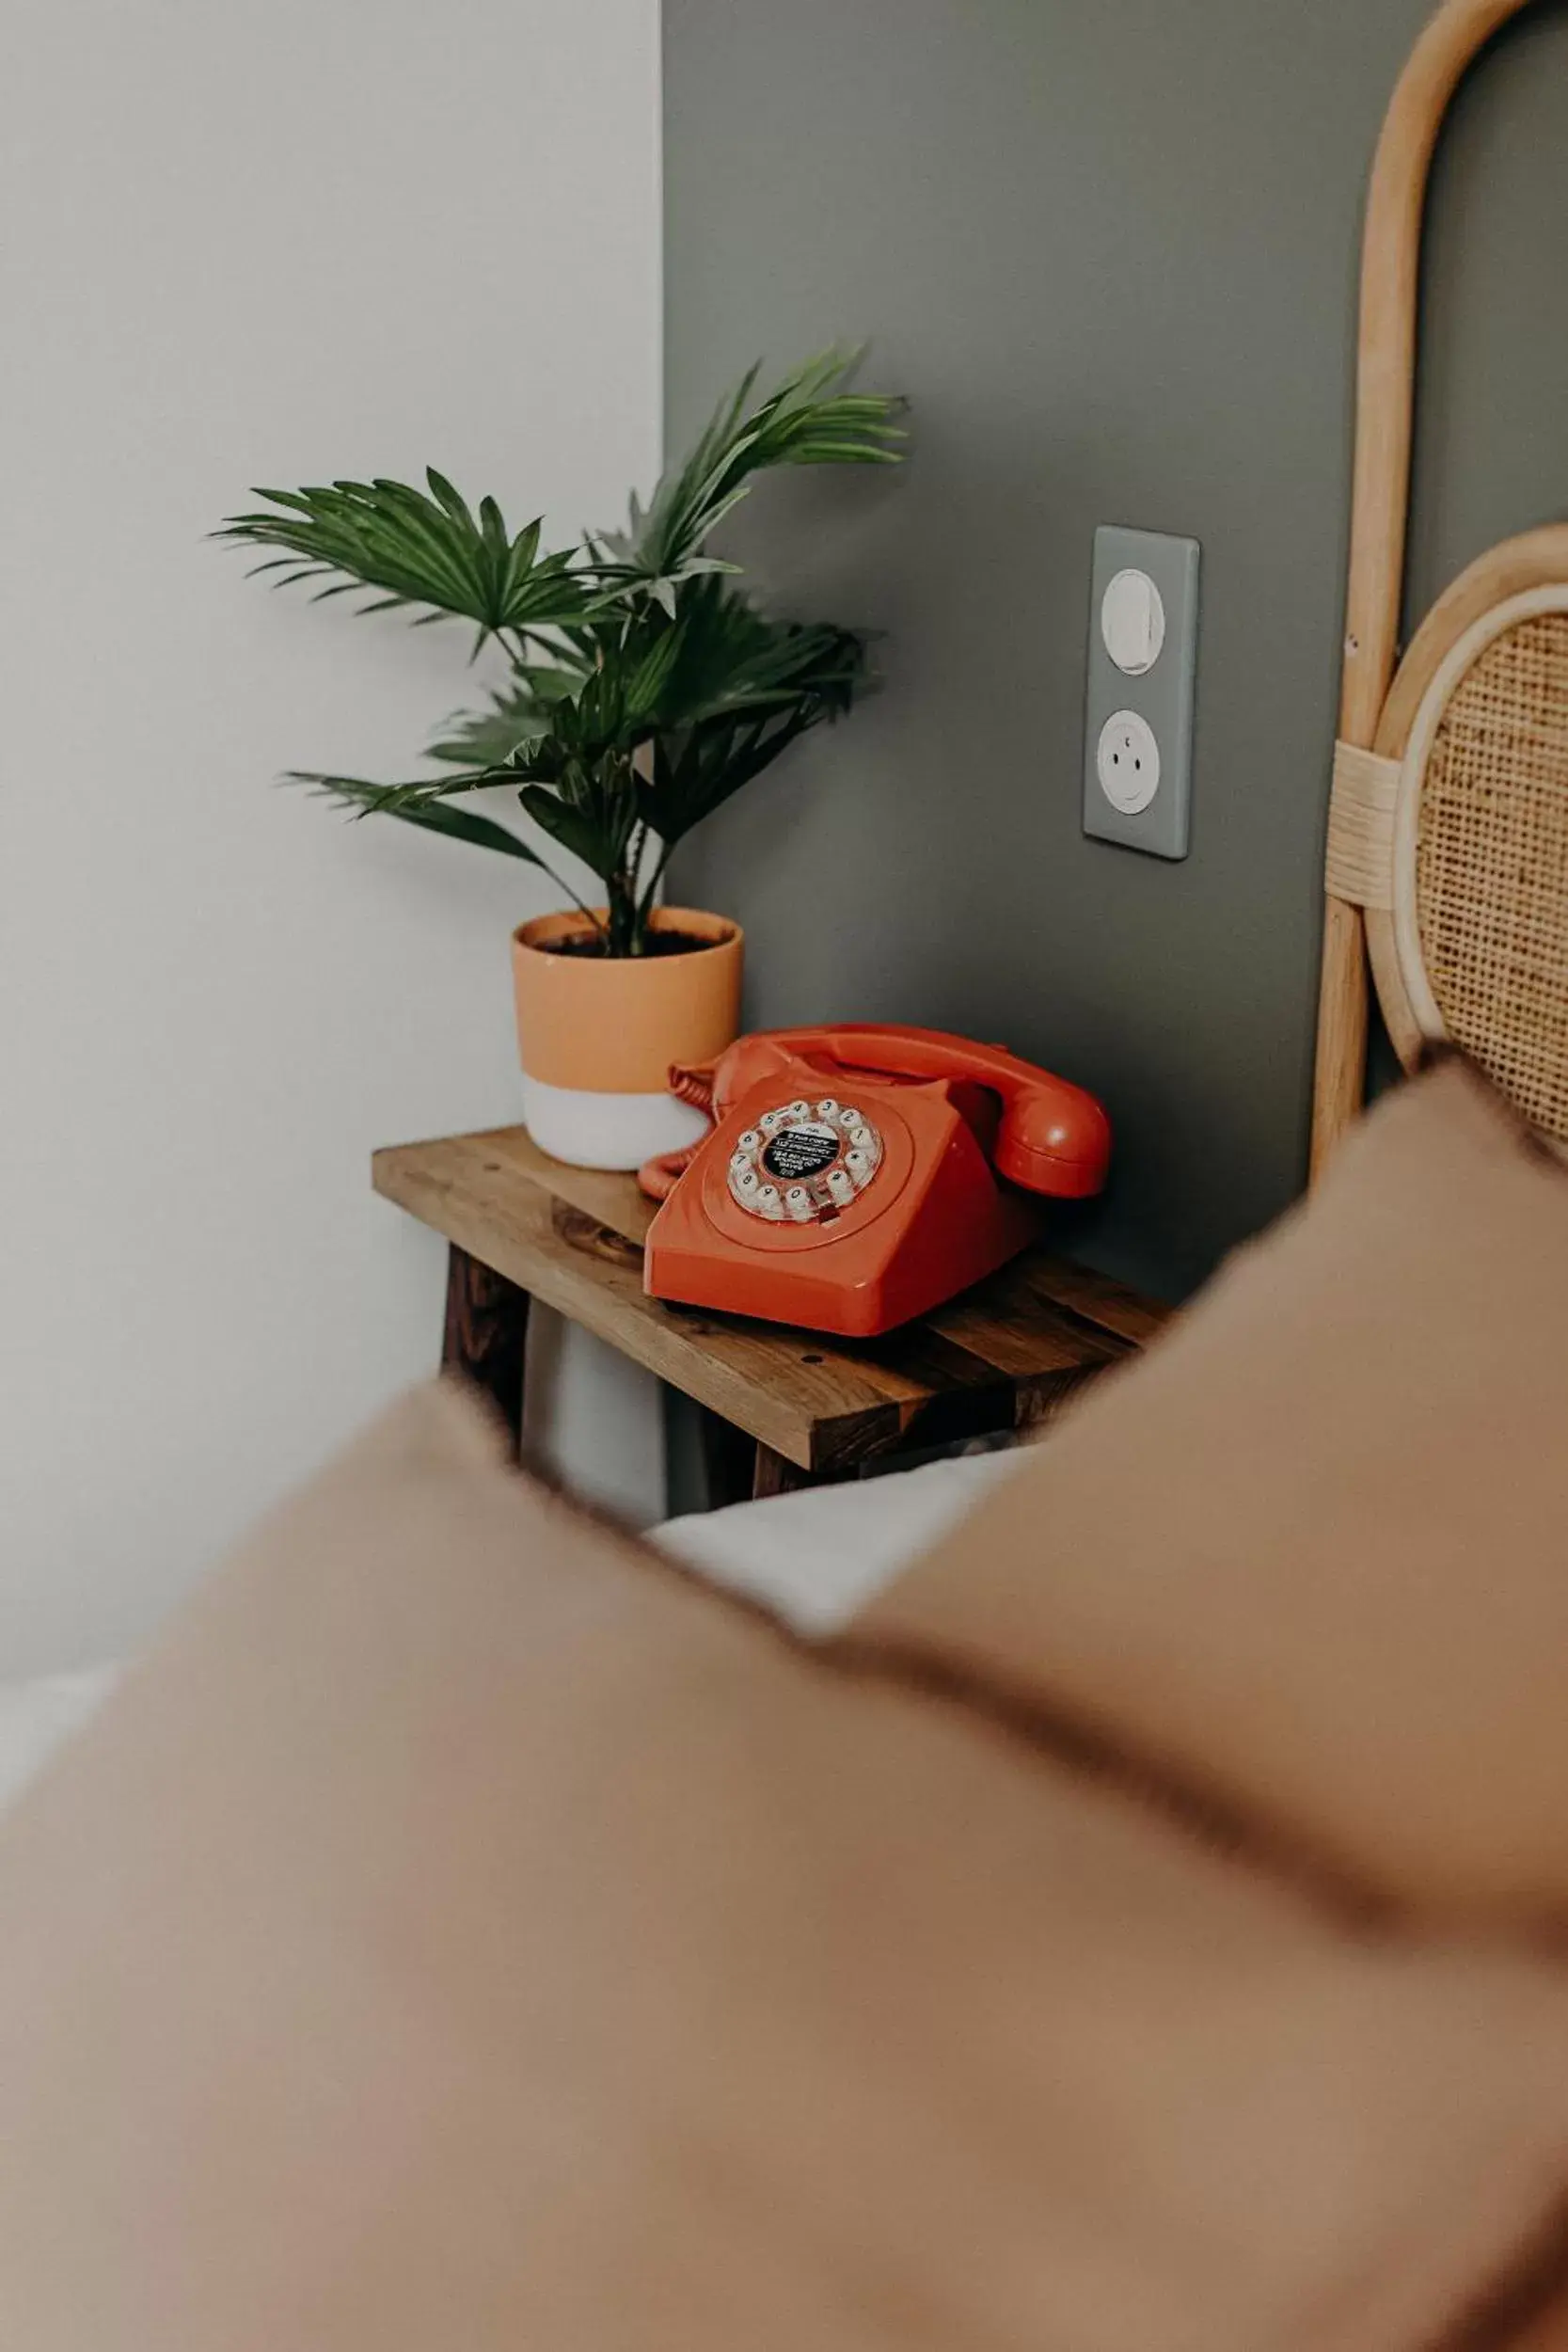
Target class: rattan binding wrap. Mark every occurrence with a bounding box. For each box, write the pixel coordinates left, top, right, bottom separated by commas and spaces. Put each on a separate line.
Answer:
1412, 612, 1568, 1142
1325, 744, 1402, 910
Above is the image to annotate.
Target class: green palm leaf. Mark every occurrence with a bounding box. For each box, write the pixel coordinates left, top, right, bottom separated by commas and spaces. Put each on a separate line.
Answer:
425, 671, 581, 768
594, 349, 906, 600
290, 771, 546, 862
217, 472, 593, 638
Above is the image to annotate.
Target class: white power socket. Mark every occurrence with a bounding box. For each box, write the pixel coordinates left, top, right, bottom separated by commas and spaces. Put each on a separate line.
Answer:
1096, 710, 1161, 814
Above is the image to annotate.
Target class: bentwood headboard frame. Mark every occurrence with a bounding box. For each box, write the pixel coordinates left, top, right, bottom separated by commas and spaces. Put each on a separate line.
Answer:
1311, 0, 1568, 1171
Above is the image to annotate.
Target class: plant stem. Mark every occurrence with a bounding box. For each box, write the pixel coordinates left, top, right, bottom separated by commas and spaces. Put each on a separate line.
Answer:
626, 818, 648, 884
524, 850, 607, 945
634, 836, 673, 932
605, 861, 641, 956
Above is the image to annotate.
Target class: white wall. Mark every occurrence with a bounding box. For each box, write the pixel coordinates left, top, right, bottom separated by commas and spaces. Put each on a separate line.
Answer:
0, 0, 664, 1675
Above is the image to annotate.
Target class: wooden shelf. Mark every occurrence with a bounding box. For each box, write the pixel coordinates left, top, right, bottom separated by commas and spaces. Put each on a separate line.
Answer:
373, 1124, 1168, 1484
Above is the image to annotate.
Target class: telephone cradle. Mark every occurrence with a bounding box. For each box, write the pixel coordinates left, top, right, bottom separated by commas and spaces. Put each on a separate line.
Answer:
642, 1024, 1111, 1339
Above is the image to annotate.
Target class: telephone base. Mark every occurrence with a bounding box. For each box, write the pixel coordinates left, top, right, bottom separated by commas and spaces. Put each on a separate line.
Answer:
647, 1199, 1042, 1338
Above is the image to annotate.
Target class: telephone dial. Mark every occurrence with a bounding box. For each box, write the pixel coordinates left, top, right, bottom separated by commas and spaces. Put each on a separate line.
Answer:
642, 1024, 1111, 1338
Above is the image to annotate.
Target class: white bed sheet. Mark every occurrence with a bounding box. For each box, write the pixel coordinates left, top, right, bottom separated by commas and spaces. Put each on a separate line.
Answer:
0, 1450, 1018, 1812
656, 1447, 1021, 1632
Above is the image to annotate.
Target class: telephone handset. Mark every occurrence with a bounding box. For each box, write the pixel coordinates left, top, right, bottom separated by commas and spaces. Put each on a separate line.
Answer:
643, 1023, 1110, 1337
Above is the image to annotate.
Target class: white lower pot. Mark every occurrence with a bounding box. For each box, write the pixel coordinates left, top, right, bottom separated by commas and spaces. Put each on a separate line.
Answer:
510, 907, 745, 1170
517, 1073, 712, 1169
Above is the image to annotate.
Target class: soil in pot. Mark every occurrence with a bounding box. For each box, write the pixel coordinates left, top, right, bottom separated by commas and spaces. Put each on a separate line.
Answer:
541, 930, 720, 960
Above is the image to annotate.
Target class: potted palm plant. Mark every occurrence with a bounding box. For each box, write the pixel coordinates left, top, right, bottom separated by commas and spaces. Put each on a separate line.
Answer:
220, 353, 905, 1167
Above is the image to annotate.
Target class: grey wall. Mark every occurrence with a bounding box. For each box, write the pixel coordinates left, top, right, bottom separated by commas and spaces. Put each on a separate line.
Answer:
663, 0, 1568, 1299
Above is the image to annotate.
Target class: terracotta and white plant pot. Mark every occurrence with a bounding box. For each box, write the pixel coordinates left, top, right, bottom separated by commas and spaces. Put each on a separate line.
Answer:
511, 906, 744, 1169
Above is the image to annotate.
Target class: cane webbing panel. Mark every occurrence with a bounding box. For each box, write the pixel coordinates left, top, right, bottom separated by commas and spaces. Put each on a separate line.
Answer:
1416, 612, 1568, 1142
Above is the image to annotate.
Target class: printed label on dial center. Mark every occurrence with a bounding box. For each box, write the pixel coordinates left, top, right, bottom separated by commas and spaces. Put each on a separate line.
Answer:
761, 1121, 840, 1181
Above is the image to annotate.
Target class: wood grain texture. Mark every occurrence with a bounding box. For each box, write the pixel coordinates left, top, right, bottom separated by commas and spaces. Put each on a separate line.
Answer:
1339, 0, 1534, 748
441, 1245, 528, 1455
1311, 896, 1372, 1180
981, 1250, 1167, 1350
373, 1126, 1169, 1473
1312, 0, 1541, 1173
752, 1443, 816, 1500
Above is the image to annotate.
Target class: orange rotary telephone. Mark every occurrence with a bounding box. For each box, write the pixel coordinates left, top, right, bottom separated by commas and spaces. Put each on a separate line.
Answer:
642, 1025, 1111, 1337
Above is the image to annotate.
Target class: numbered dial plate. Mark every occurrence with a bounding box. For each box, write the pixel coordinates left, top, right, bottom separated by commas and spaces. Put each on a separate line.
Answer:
727, 1099, 884, 1223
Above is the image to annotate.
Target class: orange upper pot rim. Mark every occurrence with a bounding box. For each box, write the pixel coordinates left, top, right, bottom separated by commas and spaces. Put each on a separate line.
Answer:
513, 905, 741, 958
511, 905, 744, 1092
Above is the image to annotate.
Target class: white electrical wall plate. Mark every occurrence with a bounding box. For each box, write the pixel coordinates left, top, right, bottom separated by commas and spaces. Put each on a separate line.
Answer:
1083, 525, 1200, 860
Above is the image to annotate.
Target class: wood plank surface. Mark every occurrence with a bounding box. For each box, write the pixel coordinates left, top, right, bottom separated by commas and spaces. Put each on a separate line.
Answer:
1001, 1251, 1170, 1349
372, 1125, 1169, 1471
430, 1126, 658, 1244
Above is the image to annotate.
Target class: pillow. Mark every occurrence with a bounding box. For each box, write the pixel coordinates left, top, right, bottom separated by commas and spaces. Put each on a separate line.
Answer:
5, 1381, 1568, 2351
853, 1057, 1568, 1923
0, 1666, 118, 1814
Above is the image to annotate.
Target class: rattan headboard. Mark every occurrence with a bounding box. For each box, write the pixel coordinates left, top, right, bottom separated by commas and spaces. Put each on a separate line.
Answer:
1311, 0, 1568, 1169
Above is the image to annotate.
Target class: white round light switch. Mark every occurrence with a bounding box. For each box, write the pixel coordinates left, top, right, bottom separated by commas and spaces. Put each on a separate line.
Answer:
1101, 566, 1165, 675
1097, 710, 1161, 815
